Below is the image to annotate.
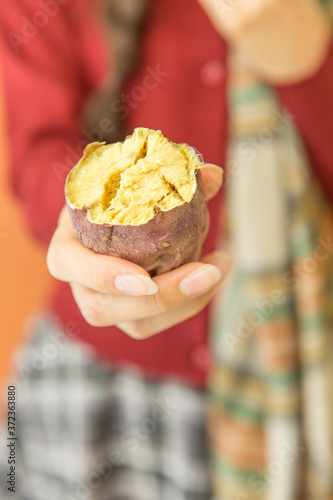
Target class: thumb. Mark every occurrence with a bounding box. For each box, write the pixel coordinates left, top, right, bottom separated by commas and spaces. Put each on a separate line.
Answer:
199, 164, 224, 202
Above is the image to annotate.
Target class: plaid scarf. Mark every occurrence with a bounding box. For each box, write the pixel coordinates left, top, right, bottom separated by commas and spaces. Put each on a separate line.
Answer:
84, 1, 333, 497
208, 2, 333, 499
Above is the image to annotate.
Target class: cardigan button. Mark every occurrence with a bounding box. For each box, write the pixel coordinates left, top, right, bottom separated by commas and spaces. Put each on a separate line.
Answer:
200, 60, 225, 88
191, 345, 212, 370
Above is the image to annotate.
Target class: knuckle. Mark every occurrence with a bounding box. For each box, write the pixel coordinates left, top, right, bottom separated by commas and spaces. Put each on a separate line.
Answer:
118, 321, 152, 340
90, 263, 112, 293
79, 294, 110, 327
83, 313, 101, 327
148, 292, 173, 315
46, 240, 62, 279
193, 285, 220, 310
80, 304, 104, 327
46, 246, 55, 276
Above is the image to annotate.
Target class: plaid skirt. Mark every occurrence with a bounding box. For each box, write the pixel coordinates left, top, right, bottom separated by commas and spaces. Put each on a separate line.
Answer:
0, 312, 212, 500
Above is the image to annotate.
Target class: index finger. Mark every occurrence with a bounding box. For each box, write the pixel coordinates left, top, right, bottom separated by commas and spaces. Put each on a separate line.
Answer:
47, 207, 158, 296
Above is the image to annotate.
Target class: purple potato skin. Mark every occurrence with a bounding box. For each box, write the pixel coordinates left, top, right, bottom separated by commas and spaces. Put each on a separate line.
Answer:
66, 169, 209, 277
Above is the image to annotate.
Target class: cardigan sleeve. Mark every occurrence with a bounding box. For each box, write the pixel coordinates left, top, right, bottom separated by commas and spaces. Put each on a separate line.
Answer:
275, 37, 333, 202
0, 0, 106, 245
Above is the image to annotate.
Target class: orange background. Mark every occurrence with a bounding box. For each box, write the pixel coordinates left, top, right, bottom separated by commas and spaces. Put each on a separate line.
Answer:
0, 85, 52, 415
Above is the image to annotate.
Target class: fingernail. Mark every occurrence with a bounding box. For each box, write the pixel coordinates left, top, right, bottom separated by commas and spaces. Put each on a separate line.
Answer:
114, 274, 158, 296
179, 264, 221, 296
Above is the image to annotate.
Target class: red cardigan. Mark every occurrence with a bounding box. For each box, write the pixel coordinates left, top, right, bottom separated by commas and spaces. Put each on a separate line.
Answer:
1, 0, 333, 387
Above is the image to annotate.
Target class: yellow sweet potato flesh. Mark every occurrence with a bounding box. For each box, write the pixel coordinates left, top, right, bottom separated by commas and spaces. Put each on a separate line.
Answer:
66, 127, 201, 225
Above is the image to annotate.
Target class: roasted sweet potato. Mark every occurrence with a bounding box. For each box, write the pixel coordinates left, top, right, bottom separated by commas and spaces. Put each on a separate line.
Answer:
65, 127, 210, 277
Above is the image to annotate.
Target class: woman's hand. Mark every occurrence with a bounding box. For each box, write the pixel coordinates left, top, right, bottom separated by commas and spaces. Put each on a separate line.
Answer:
47, 164, 231, 339
198, 0, 331, 84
